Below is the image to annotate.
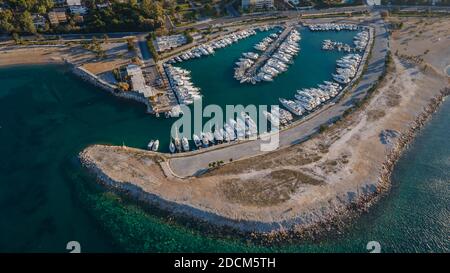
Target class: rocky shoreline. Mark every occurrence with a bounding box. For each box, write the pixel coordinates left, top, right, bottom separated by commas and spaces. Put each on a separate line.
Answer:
78, 87, 449, 240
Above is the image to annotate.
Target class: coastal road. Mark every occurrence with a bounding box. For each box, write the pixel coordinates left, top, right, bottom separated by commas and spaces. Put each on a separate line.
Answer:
168, 12, 389, 177
174, 5, 370, 31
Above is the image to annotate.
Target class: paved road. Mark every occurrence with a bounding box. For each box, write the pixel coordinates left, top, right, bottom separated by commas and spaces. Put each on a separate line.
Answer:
137, 35, 153, 62
0, 32, 147, 42
168, 12, 388, 177
175, 5, 370, 31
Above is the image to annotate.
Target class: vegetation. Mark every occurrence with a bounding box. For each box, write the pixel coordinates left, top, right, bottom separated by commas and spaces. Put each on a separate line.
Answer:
389, 9, 450, 17
184, 30, 193, 44
82, 37, 106, 58
117, 82, 130, 91
146, 34, 159, 62
312, 0, 364, 9
318, 124, 329, 133
126, 38, 136, 52
0, 0, 169, 34
381, 0, 450, 5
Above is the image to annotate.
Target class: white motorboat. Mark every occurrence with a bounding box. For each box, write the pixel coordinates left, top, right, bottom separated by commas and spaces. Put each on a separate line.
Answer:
147, 140, 154, 150
169, 142, 176, 153
181, 137, 189, 152
152, 140, 159, 152
193, 134, 202, 148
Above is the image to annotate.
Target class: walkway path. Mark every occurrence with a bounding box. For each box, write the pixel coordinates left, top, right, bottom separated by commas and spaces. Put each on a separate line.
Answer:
168, 13, 388, 177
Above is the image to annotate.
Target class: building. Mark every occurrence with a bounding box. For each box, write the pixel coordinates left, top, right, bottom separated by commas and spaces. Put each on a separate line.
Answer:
69, 5, 88, 15
242, 0, 274, 9
32, 14, 47, 29
53, 0, 66, 5
66, 0, 82, 5
48, 9, 68, 26
285, 0, 300, 5
126, 65, 154, 98
365, 0, 381, 5
154, 34, 187, 52
53, 0, 81, 5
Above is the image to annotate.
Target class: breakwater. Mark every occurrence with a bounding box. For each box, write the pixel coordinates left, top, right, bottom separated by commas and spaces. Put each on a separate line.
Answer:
78, 81, 449, 238
72, 65, 154, 113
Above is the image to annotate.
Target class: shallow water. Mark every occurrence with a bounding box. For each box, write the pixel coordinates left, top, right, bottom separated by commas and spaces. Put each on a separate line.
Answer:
0, 29, 448, 252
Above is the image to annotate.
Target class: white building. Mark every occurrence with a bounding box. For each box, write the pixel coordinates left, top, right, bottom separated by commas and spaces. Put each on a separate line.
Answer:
126, 65, 154, 98
365, 0, 381, 6
154, 34, 187, 52
242, 0, 274, 9
32, 14, 47, 29
66, 0, 81, 5
69, 5, 88, 15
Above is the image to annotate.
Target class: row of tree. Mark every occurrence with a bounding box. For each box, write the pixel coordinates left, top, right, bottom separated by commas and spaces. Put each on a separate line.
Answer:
0, 0, 170, 34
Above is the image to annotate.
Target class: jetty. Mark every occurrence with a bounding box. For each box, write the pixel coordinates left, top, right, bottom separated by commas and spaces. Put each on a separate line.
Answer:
235, 25, 300, 84
247, 25, 293, 76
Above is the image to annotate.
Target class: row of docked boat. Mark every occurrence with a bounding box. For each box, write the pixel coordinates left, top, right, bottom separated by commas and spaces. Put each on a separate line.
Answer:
147, 139, 160, 151
169, 135, 191, 153
163, 64, 201, 105
254, 36, 276, 51
258, 25, 278, 32
168, 113, 260, 153
332, 53, 362, 84
353, 30, 369, 51
262, 108, 293, 127
279, 51, 364, 117
166, 29, 257, 64
322, 29, 369, 52
308, 23, 358, 31
279, 81, 343, 116
256, 29, 301, 82
235, 29, 301, 84
322, 40, 352, 52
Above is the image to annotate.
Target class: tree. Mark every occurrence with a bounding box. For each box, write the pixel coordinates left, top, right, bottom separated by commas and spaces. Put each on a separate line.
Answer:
117, 82, 130, 91
184, 30, 193, 43
36, 0, 54, 14
20, 11, 36, 34
151, 1, 165, 26
12, 32, 21, 44
142, 0, 153, 17
0, 10, 15, 33
127, 38, 136, 52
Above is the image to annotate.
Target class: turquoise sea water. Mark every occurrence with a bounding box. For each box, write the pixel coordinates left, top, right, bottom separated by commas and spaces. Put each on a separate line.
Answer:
0, 29, 448, 252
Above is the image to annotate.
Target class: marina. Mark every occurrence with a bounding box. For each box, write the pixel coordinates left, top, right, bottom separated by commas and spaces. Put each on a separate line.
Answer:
1, 4, 449, 254
166, 26, 365, 153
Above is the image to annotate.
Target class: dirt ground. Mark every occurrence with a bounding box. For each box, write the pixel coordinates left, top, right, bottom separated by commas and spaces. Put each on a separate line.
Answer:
0, 41, 133, 75
389, 17, 450, 76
